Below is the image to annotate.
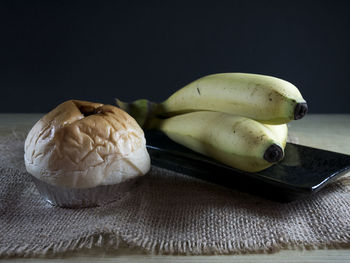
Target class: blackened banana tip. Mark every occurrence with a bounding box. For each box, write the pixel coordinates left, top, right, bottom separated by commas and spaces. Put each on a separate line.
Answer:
294, 102, 308, 120
264, 144, 284, 163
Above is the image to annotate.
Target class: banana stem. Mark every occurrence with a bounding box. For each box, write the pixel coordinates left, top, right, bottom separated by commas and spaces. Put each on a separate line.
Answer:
144, 116, 165, 131
115, 98, 159, 128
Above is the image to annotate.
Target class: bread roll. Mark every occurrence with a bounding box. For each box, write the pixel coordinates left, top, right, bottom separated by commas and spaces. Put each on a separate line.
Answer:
24, 100, 151, 188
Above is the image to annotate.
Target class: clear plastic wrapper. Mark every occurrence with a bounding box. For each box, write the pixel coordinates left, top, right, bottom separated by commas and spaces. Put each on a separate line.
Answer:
31, 175, 137, 208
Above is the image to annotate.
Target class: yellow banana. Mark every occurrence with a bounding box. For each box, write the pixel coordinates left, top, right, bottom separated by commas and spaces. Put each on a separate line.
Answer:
158, 73, 307, 124
116, 73, 307, 126
150, 111, 288, 172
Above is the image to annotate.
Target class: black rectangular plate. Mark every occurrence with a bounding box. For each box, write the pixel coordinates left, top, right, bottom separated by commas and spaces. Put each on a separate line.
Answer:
145, 131, 350, 202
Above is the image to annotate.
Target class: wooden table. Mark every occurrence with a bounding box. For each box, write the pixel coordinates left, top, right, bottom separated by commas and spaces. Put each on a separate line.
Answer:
1, 114, 349, 262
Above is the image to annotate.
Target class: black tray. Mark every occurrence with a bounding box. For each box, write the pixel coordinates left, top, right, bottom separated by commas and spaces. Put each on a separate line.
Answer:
145, 131, 350, 202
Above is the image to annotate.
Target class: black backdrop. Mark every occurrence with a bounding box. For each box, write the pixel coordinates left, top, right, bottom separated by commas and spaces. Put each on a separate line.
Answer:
1, 0, 350, 113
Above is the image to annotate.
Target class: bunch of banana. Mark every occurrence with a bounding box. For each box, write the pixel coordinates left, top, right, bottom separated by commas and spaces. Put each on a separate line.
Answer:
116, 73, 307, 172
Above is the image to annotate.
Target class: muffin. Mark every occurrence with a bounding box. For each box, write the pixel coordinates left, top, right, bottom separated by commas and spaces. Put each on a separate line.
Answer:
24, 100, 151, 207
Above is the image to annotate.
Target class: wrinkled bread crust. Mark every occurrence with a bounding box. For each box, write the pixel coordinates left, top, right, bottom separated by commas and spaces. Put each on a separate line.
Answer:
24, 100, 150, 188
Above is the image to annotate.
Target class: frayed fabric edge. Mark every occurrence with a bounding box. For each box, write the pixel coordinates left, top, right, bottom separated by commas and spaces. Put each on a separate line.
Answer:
1, 232, 350, 258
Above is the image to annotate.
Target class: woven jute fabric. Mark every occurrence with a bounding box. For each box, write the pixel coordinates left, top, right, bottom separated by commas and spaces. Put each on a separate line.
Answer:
0, 133, 349, 257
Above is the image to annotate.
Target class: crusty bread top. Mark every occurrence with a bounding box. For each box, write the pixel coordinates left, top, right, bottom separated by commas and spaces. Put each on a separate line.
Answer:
24, 100, 149, 188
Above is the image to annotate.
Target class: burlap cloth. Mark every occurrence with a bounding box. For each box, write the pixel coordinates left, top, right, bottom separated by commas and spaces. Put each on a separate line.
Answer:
0, 133, 349, 257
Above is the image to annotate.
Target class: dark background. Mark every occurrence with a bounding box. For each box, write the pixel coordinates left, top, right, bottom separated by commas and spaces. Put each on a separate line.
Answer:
1, 0, 350, 113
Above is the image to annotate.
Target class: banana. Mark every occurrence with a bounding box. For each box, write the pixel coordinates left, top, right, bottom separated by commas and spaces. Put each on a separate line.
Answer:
116, 73, 307, 126
116, 99, 158, 128
149, 111, 288, 172
263, 123, 288, 148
